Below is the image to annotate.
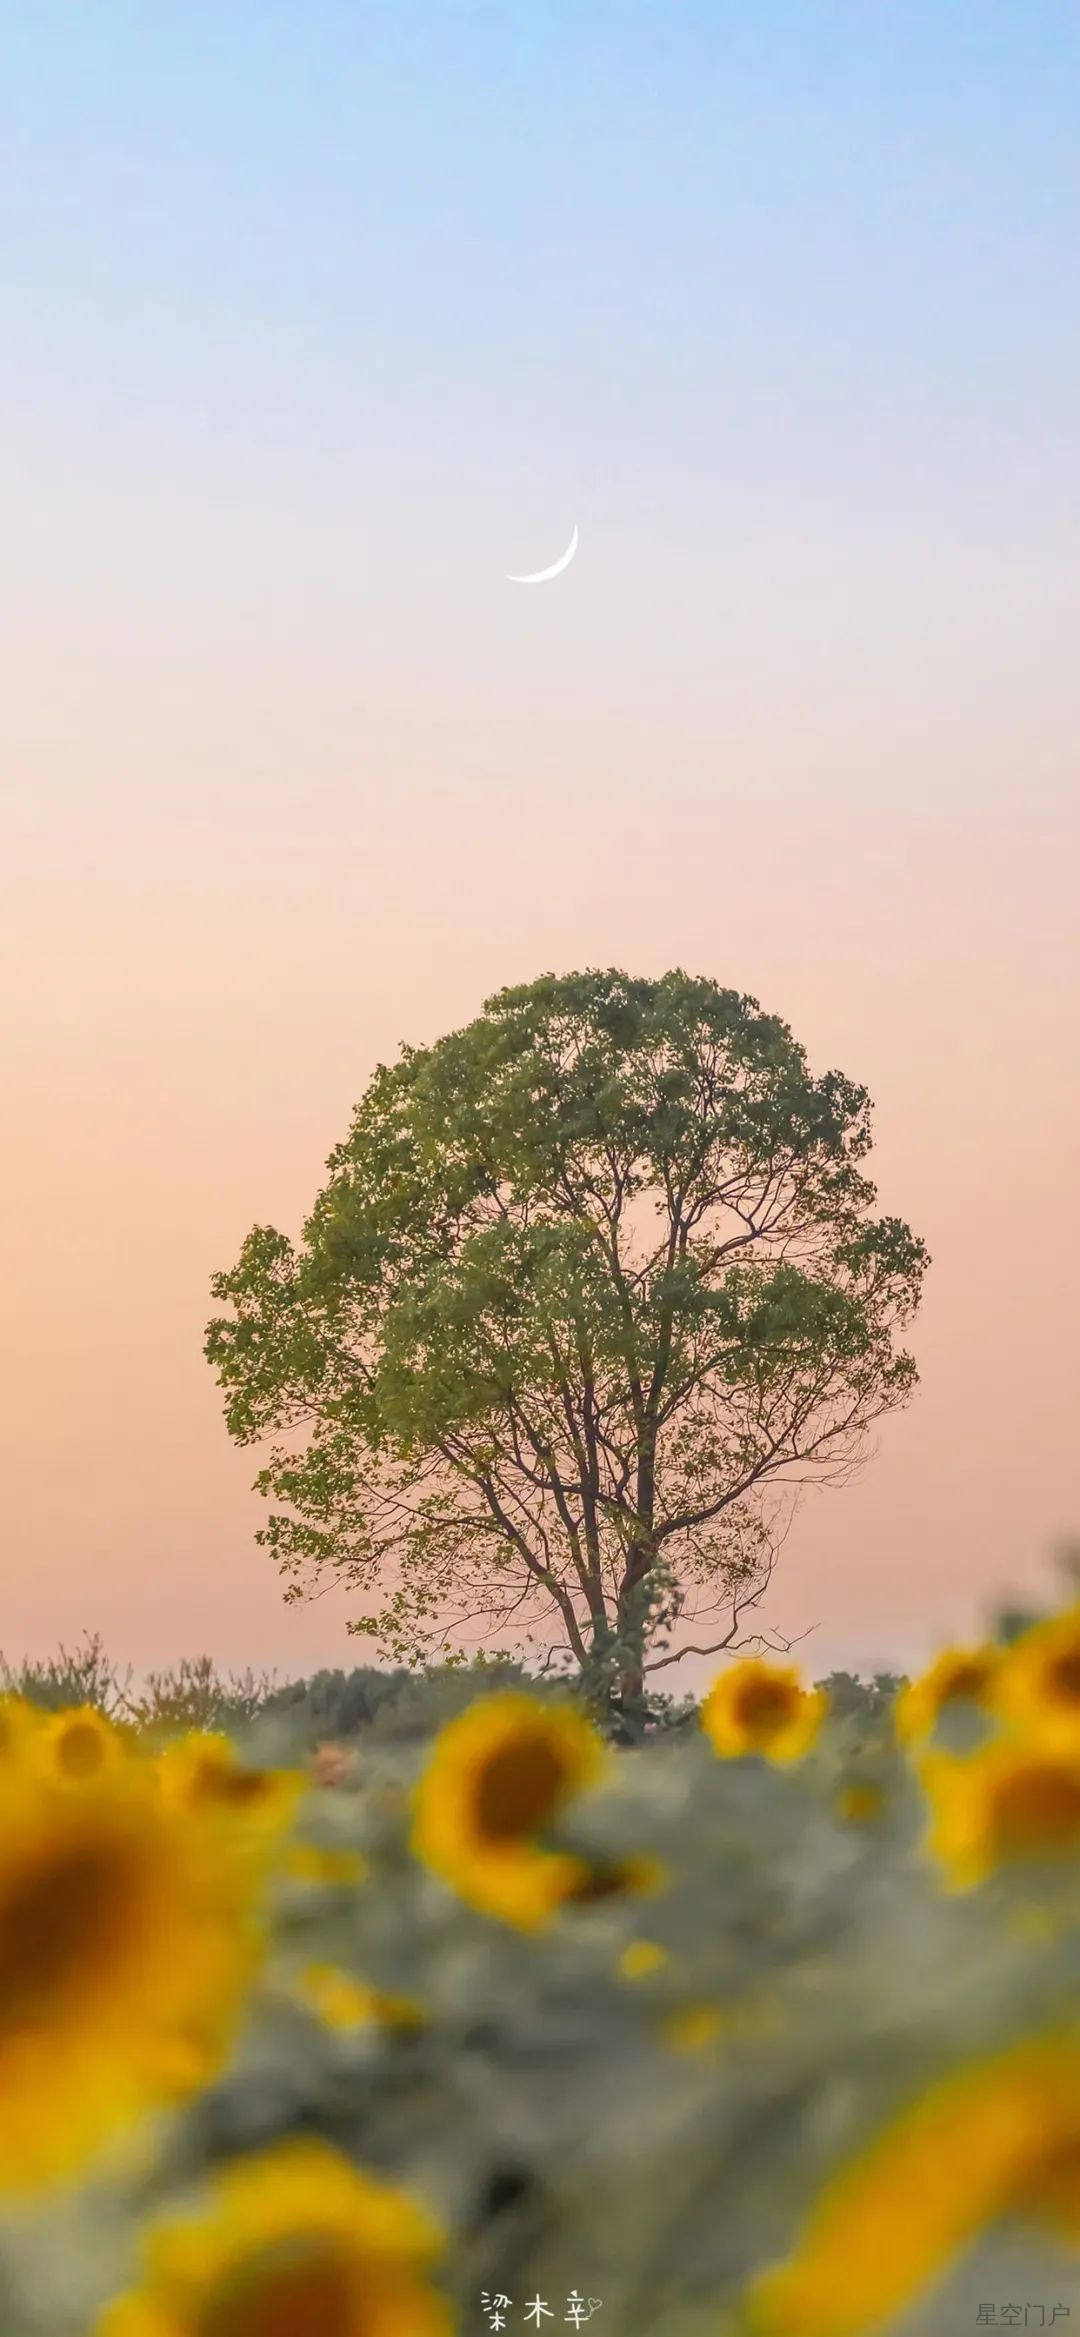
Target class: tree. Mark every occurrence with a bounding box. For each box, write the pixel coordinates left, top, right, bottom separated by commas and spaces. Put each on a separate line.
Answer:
206, 968, 928, 1733
815, 1670, 907, 1725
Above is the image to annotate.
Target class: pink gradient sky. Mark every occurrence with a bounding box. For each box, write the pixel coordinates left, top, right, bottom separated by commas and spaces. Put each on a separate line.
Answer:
3, 6, 1079, 1696
4, 707, 1077, 1693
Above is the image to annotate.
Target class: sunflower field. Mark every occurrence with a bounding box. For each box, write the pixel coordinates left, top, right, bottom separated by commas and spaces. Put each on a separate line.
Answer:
0, 1601, 1077, 2337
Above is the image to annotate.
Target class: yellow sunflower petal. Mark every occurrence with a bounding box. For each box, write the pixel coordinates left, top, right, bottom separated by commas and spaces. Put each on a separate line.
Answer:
410, 1693, 607, 1932
700, 1662, 827, 1764
834, 1782, 885, 1825
0, 1741, 275, 2195
894, 1645, 1002, 1751
296, 1962, 426, 2036
662, 2001, 725, 2054
155, 1733, 306, 1836
561, 1852, 669, 1907
617, 1938, 670, 1981
33, 1704, 137, 1786
920, 1738, 1080, 1888
0, 1694, 45, 1761
95, 2135, 455, 2337
284, 1843, 369, 1888
298, 1964, 382, 2031
992, 1604, 1080, 1747
743, 2031, 1080, 2337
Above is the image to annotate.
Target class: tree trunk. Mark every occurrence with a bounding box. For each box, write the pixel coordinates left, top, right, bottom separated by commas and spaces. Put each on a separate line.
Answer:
611, 1554, 653, 1735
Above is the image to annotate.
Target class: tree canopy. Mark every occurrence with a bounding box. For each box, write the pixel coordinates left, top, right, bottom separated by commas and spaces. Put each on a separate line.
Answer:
206, 968, 929, 1729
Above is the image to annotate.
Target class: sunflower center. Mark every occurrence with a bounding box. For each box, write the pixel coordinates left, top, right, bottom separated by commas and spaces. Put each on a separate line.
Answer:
0, 1836, 145, 2031
1015, 2124, 1080, 2230
942, 1663, 990, 1702
1048, 1651, 1080, 1703
55, 1721, 109, 1778
474, 1736, 567, 1841
991, 1763, 1080, 1855
194, 2237, 365, 2337
195, 1759, 273, 1807
564, 1861, 627, 1905
734, 1681, 796, 1737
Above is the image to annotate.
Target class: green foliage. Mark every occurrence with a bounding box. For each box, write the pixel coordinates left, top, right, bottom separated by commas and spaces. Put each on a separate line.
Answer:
0, 1634, 909, 1762
992, 1543, 1080, 1647
993, 1606, 1044, 1646
0, 1629, 131, 1716
0, 1635, 703, 1761
256, 1662, 412, 1743
206, 968, 929, 1707
0, 1634, 282, 1738
814, 1668, 907, 1724
121, 1654, 279, 1740
360, 1660, 577, 1747
244, 1647, 700, 1754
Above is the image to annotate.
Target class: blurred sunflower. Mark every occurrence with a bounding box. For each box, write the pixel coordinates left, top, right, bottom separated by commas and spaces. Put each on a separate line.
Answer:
410, 1692, 607, 1930
284, 1842, 369, 1888
0, 1693, 44, 1761
834, 1781, 885, 1826
561, 1852, 668, 1906
743, 2029, 1080, 2337
297, 1962, 427, 2034
94, 2134, 455, 2337
32, 1704, 137, 1785
894, 1644, 1002, 1751
0, 1733, 275, 2194
699, 1661, 827, 1765
993, 1604, 1080, 1747
155, 1733, 306, 1839
661, 1991, 779, 2055
617, 1938, 669, 1980
920, 1737, 1080, 1889
661, 2001, 725, 2054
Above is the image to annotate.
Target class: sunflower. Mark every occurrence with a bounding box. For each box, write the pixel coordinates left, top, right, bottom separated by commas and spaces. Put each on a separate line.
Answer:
94, 2134, 455, 2337
284, 1843, 369, 1889
834, 1781, 885, 1826
297, 1963, 428, 2035
894, 1644, 1002, 1751
993, 1604, 1080, 1747
920, 1737, 1080, 1890
0, 1735, 275, 2194
742, 2030, 1080, 2337
699, 1661, 827, 1764
661, 1991, 779, 2055
32, 1704, 138, 1785
410, 1692, 607, 1931
0, 1693, 50, 1760
617, 1938, 669, 1981
560, 1852, 668, 1907
155, 1733, 306, 1840
661, 2001, 725, 2055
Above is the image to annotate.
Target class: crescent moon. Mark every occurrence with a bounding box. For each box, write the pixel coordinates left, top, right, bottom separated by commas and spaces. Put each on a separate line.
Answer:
507, 523, 579, 584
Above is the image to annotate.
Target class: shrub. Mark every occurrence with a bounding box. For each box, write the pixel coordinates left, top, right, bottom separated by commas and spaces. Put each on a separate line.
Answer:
0, 1629, 131, 1716
254, 1662, 412, 1743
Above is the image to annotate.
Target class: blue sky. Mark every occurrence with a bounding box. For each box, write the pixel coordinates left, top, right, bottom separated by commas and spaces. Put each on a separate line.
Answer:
5, 3, 1080, 834
6, 2, 1080, 530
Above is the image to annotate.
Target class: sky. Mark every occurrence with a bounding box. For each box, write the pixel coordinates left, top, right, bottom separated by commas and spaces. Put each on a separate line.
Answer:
2, 2, 1078, 1698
